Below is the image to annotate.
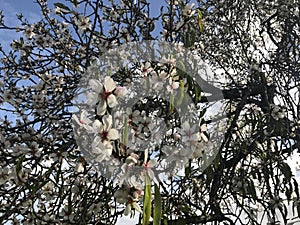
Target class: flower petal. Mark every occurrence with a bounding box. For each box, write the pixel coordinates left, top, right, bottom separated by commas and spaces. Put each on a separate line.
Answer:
107, 94, 118, 108
102, 115, 113, 130
104, 76, 117, 92
201, 133, 209, 142
92, 120, 102, 132
89, 79, 103, 92
124, 203, 131, 216
114, 86, 127, 97
108, 128, 119, 140
96, 100, 107, 115
132, 202, 142, 213
102, 141, 113, 155
148, 158, 157, 167
86, 92, 99, 105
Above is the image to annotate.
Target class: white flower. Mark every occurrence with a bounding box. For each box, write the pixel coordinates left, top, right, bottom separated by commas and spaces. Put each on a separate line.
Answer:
114, 86, 127, 97
23, 25, 35, 39
126, 108, 142, 125
150, 70, 168, 90
182, 3, 196, 17
92, 139, 113, 162
180, 121, 199, 144
72, 110, 93, 132
167, 78, 179, 93
92, 115, 119, 141
140, 62, 153, 76
124, 201, 142, 216
114, 186, 142, 216
87, 77, 118, 115
142, 158, 159, 186
74, 15, 91, 31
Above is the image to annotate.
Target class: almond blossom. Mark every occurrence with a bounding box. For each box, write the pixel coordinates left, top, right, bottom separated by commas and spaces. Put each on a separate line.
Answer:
92, 115, 119, 142
167, 77, 179, 93
179, 121, 200, 144
86, 77, 119, 115
114, 186, 142, 216
143, 158, 159, 186
74, 15, 91, 31
72, 110, 93, 132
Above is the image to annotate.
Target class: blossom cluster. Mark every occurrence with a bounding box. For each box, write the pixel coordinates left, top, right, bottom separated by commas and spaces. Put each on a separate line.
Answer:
72, 59, 210, 215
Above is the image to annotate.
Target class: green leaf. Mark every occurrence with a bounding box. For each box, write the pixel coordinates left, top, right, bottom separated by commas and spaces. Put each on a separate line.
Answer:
170, 93, 174, 113
194, 84, 202, 104
153, 184, 162, 225
184, 28, 195, 48
176, 80, 185, 107
197, 9, 204, 32
123, 116, 129, 146
143, 176, 152, 225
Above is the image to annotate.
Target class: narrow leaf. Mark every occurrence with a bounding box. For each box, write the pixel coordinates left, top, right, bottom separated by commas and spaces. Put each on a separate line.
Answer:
197, 9, 204, 32
153, 184, 162, 225
143, 176, 152, 225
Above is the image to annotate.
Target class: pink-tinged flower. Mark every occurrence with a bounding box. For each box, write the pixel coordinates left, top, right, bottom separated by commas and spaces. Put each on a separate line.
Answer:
140, 62, 153, 76
114, 186, 142, 216
167, 78, 179, 93
127, 108, 141, 125
91, 139, 113, 162
92, 115, 119, 141
143, 158, 159, 186
180, 121, 199, 144
150, 70, 168, 90
72, 110, 93, 132
114, 86, 127, 97
86, 77, 118, 115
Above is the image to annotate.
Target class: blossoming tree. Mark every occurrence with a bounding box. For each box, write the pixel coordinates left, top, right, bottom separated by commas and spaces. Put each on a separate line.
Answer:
0, 0, 299, 224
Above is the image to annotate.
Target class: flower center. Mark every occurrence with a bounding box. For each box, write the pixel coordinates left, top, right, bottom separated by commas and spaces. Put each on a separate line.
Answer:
100, 130, 108, 139
100, 90, 111, 100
